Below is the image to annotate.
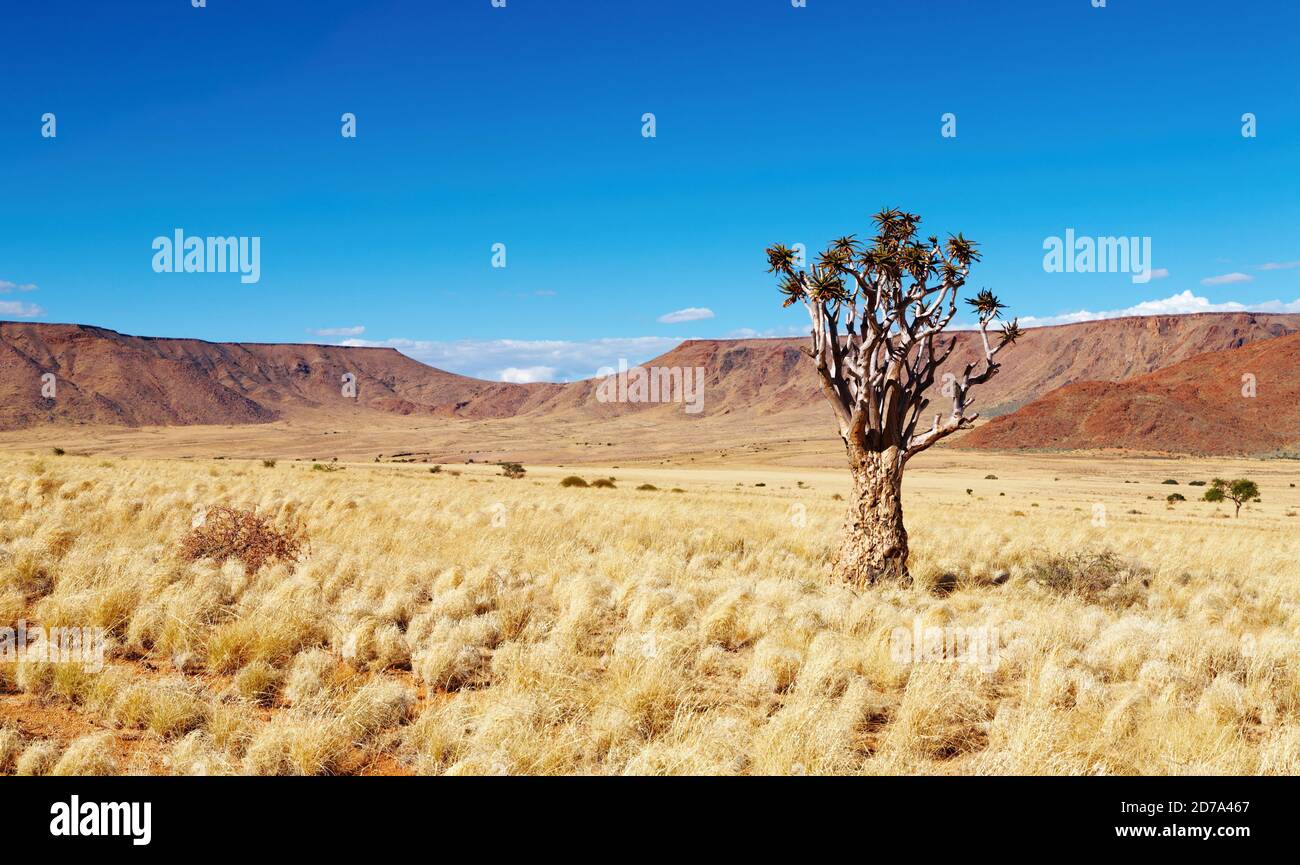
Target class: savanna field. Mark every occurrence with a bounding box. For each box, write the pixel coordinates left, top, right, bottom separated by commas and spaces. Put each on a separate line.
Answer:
2, 449, 1299, 775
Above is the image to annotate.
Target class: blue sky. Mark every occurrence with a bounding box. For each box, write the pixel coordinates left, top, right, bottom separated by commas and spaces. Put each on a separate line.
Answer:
3, 0, 1299, 381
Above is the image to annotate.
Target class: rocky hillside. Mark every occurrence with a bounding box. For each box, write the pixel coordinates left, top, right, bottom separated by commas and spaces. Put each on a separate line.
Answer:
960, 330, 1300, 455
5, 314, 1300, 444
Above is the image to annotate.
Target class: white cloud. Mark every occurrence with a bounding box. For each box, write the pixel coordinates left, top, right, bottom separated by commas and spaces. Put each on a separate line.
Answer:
1148, 268, 1169, 280
1017, 290, 1300, 328
727, 324, 807, 339
1201, 272, 1253, 286
1256, 261, 1300, 271
0, 279, 43, 316
500, 366, 557, 383
340, 336, 684, 383
657, 307, 715, 324
0, 300, 44, 318
307, 325, 365, 337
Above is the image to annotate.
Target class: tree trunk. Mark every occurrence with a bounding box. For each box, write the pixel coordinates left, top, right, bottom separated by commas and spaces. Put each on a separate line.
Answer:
835, 449, 909, 584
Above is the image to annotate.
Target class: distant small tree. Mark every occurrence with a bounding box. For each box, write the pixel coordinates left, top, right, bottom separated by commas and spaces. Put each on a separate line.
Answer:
1202, 477, 1259, 517
766, 208, 1018, 583
498, 461, 526, 479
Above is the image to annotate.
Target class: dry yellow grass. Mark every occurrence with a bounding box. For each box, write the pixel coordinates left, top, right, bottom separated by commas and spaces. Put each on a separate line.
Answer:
1, 450, 1298, 775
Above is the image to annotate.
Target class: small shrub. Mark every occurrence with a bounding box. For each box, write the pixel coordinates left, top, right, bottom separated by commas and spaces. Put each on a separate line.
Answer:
498, 462, 526, 479
1166, 493, 1186, 503
1161, 479, 1179, 485
311, 463, 343, 473
591, 478, 616, 489
1028, 550, 1149, 605
180, 506, 307, 574
636, 484, 658, 491
559, 476, 588, 488
429, 465, 442, 474
671, 488, 686, 494
984, 474, 998, 480
1189, 480, 1207, 486
52, 447, 66, 456
262, 459, 277, 468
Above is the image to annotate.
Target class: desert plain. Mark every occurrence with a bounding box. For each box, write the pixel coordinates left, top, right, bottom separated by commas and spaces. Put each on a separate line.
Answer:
2, 439, 1298, 775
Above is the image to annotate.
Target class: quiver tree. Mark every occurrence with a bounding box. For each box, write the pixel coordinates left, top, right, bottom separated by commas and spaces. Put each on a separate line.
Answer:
766, 209, 1019, 584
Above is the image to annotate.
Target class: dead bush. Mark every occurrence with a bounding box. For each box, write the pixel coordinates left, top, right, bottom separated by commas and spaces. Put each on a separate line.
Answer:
180, 506, 307, 575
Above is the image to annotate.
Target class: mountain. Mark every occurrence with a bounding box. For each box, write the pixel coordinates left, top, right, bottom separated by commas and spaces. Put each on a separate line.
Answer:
0, 322, 563, 428
959, 330, 1300, 456
613, 312, 1300, 421
4, 314, 1300, 451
